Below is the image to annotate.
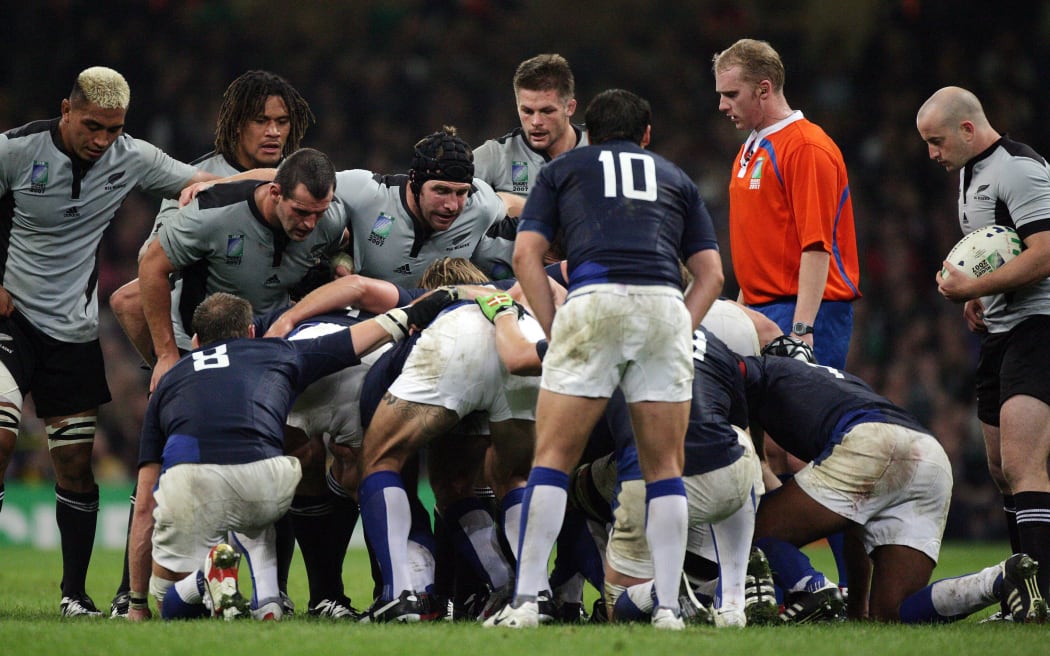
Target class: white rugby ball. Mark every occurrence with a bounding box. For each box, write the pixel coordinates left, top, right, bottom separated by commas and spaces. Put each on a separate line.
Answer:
942, 225, 1023, 279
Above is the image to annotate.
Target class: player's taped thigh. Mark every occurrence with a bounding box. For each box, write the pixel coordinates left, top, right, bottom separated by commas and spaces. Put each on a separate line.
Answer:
46, 414, 97, 450
149, 574, 175, 607
604, 580, 627, 610
0, 362, 23, 435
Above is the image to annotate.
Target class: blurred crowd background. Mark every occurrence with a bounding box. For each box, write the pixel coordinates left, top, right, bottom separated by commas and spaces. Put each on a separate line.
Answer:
3, 0, 1049, 540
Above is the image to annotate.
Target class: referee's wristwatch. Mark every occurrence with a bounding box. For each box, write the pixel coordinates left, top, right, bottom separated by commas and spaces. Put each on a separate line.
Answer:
791, 321, 815, 337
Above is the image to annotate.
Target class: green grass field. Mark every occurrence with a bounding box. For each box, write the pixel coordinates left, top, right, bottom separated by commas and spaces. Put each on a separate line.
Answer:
1, 542, 1046, 656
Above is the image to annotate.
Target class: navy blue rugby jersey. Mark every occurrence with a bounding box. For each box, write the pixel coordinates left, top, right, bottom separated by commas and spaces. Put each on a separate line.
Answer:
610, 327, 746, 483
741, 355, 931, 463
139, 332, 361, 468
518, 140, 718, 292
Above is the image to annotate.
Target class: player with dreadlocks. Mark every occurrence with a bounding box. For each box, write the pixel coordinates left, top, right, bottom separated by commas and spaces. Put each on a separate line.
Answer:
107, 70, 314, 618
110, 70, 314, 365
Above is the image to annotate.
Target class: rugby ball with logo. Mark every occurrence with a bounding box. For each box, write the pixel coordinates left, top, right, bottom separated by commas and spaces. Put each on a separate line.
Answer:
942, 225, 1023, 279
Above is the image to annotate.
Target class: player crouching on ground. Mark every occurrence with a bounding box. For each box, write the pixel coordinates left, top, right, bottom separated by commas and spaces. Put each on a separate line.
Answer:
742, 354, 1047, 624
124, 290, 455, 621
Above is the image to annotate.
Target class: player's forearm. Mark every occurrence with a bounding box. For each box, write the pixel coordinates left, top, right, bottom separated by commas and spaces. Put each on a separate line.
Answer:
290, 275, 395, 323
512, 233, 555, 337
493, 312, 543, 376
515, 265, 555, 337
128, 464, 159, 601
348, 320, 394, 358
683, 249, 725, 329
965, 235, 1050, 298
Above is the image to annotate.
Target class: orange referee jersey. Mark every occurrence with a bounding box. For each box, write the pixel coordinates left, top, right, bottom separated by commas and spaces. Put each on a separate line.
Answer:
728, 115, 861, 305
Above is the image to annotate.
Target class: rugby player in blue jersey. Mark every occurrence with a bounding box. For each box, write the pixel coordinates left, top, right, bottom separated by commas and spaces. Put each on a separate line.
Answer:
125, 289, 453, 621
743, 354, 1046, 623
486, 88, 724, 630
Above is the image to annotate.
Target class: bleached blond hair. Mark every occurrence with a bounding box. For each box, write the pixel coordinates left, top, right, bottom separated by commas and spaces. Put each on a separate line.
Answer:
70, 66, 130, 110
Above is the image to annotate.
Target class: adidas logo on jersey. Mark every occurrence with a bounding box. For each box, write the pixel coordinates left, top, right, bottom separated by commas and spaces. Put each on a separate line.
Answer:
394, 264, 412, 276
264, 274, 282, 288
63, 207, 80, 218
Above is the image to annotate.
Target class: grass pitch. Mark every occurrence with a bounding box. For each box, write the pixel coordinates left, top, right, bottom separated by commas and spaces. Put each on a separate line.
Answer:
1, 542, 1046, 656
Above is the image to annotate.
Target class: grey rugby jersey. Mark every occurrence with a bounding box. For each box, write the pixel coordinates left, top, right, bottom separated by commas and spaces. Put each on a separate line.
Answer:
473, 125, 588, 197
142, 151, 242, 254
159, 180, 347, 348
0, 119, 196, 342
338, 169, 514, 286
959, 136, 1050, 332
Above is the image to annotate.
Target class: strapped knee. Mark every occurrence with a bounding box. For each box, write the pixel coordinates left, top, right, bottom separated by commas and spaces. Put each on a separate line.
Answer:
149, 574, 174, 607
47, 415, 97, 450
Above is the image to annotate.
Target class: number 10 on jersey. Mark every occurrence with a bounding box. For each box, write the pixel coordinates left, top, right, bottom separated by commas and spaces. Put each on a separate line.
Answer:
599, 150, 657, 201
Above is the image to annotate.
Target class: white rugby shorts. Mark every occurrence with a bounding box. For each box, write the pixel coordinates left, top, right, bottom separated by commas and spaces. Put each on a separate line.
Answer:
793, 423, 952, 562
151, 456, 302, 574
389, 306, 542, 422
542, 284, 693, 403
606, 428, 758, 580
287, 323, 389, 448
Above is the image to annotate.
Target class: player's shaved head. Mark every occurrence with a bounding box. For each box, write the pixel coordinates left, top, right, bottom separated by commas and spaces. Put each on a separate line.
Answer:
70, 66, 130, 110
917, 86, 990, 130
916, 86, 1001, 172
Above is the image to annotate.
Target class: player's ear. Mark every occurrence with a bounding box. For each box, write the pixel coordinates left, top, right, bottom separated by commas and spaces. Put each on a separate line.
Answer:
640, 125, 652, 149
565, 98, 577, 117
248, 324, 256, 339
191, 333, 200, 349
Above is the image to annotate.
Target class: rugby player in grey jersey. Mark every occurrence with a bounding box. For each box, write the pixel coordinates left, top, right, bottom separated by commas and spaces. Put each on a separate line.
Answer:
0, 66, 218, 617
109, 70, 314, 367
138, 147, 347, 393
473, 53, 589, 223
921, 86, 1050, 615
472, 54, 594, 606
339, 126, 515, 287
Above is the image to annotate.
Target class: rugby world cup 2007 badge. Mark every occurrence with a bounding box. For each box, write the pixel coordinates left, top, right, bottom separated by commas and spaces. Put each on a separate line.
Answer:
30, 161, 49, 193
225, 234, 245, 265
369, 213, 394, 246
512, 161, 528, 193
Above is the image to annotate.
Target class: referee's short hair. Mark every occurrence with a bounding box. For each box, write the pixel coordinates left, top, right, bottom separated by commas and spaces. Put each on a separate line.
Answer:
70, 66, 130, 110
